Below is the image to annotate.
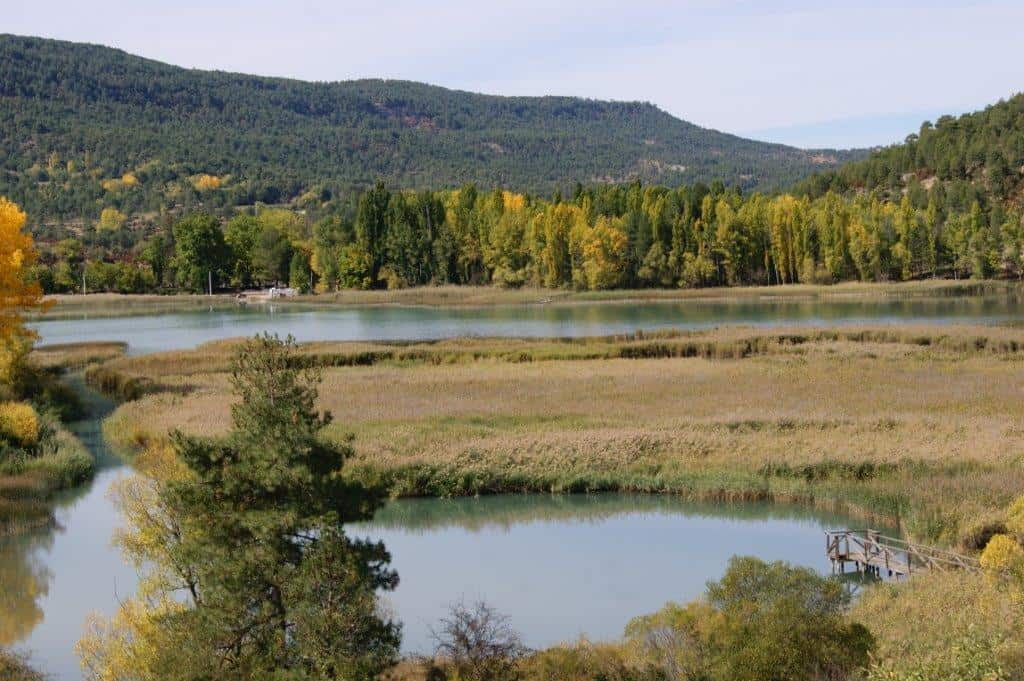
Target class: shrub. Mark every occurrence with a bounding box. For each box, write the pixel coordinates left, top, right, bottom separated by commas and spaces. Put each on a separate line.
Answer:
866, 630, 1010, 681
625, 556, 874, 681
0, 402, 39, 447
1005, 494, 1024, 537
959, 513, 1008, 552
980, 534, 1024, 577
431, 601, 527, 681
0, 649, 45, 681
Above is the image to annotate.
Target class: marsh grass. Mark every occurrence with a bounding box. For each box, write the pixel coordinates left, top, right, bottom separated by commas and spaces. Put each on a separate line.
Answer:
29, 342, 127, 372
29, 293, 242, 319
852, 570, 1024, 675
98, 324, 1024, 546
277, 279, 1024, 307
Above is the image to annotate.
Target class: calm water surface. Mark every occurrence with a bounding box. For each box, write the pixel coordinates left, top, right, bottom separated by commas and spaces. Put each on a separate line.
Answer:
30, 295, 1024, 353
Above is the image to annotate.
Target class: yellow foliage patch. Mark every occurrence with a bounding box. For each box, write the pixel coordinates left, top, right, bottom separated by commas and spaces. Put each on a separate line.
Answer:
121, 173, 138, 186
192, 174, 222, 191
96, 207, 126, 232
0, 197, 44, 381
77, 596, 187, 681
1006, 495, 1024, 536
0, 401, 40, 446
980, 534, 1024, 573
502, 191, 527, 212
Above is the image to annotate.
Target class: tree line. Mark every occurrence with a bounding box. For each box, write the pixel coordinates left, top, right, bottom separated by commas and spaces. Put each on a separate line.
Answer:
30, 178, 1024, 294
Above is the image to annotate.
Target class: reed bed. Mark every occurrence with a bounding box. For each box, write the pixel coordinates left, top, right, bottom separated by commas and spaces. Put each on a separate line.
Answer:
97, 324, 1024, 546
29, 342, 127, 372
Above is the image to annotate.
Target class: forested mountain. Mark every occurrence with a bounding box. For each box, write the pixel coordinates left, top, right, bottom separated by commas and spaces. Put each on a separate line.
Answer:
0, 34, 861, 222
797, 93, 1024, 208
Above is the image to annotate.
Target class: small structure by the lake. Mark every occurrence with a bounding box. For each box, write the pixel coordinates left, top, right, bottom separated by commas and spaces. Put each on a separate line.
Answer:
826, 529, 980, 579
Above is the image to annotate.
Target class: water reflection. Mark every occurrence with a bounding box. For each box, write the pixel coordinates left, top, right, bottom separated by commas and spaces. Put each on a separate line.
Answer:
349, 494, 895, 653
0, 531, 52, 647
30, 294, 1024, 355
0, 379, 132, 681
362, 493, 892, 534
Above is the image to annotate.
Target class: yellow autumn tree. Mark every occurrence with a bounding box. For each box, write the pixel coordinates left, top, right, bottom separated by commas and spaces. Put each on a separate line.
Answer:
192, 174, 222, 191
577, 216, 628, 290
0, 198, 46, 389
96, 207, 126, 232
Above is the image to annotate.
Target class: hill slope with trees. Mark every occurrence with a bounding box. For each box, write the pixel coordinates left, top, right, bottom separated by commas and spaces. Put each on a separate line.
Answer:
797, 93, 1024, 208
0, 34, 860, 222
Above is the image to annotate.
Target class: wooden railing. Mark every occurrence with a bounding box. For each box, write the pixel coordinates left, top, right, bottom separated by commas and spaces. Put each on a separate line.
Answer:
825, 529, 979, 578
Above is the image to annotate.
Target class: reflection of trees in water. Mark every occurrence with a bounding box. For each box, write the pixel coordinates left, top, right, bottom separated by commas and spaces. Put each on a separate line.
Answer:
0, 528, 55, 646
356, 493, 880, 535
0, 377, 117, 647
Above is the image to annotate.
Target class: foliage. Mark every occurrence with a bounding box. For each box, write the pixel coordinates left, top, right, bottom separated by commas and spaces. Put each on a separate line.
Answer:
431, 601, 527, 681
980, 534, 1024, 576
0, 35, 860, 225
0, 197, 44, 388
853, 570, 1023, 681
79, 335, 400, 679
170, 212, 227, 292
0, 649, 46, 681
624, 556, 873, 681
798, 94, 1024, 209
866, 630, 1010, 681
96, 207, 126, 231
0, 402, 39, 446
27, 172, 1024, 296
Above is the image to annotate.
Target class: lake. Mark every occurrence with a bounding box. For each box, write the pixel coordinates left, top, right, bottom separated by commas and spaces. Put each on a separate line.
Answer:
30, 294, 1024, 354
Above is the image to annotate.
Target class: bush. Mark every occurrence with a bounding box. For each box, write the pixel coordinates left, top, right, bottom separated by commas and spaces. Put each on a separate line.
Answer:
431, 601, 527, 681
625, 556, 874, 681
853, 570, 1023, 679
522, 642, 660, 681
0, 402, 39, 447
866, 630, 1010, 681
0, 649, 45, 681
980, 534, 1024, 577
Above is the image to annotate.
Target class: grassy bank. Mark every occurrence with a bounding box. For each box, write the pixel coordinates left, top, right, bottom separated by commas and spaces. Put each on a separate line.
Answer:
28, 293, 243, 320
30, 279, 1023, 319
96, 323, 1024, 547
0, 414, 93, 536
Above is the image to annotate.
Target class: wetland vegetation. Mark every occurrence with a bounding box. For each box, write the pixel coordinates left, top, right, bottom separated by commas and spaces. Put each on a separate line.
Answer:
96, 323, 1024, 547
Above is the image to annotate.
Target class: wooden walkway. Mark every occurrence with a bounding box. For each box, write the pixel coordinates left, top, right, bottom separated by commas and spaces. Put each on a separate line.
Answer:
825, 529, 979, 579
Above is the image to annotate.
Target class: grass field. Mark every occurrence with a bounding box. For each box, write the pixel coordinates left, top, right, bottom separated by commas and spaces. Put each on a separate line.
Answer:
95, 323, 1024, 548
31, 279, 1023, 319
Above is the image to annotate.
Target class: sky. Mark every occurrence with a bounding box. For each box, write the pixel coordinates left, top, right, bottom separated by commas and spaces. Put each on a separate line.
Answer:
7, 1, 1023, 149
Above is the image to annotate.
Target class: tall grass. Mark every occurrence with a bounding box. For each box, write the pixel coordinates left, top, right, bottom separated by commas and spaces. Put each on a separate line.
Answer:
97, 324, 1024, 547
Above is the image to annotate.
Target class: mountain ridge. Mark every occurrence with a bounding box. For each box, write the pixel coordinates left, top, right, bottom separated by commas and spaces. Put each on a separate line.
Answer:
0, 33, 862, 221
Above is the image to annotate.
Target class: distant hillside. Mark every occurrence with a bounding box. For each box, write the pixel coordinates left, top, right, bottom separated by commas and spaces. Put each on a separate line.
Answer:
0, 34, 861, 222
797, 93, 1024, 208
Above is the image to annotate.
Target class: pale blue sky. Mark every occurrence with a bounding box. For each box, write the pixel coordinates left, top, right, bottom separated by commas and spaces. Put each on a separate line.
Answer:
8, 1, 1022, 149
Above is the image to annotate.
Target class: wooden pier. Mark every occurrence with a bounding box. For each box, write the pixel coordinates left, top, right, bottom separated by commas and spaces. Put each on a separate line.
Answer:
825, 529, 979, 579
